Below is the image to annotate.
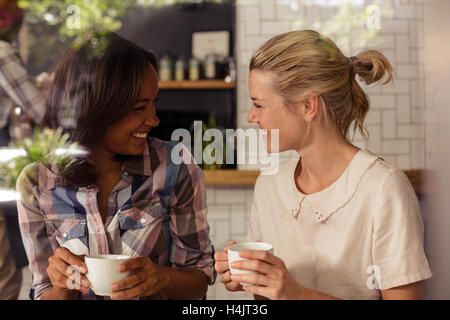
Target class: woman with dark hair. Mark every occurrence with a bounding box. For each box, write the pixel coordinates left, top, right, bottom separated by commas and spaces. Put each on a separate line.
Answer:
16, 32, 215, 300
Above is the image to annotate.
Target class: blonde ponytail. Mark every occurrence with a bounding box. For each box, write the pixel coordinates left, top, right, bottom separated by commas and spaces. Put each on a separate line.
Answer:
352, 50, 393, 85
347, 50, 393, 139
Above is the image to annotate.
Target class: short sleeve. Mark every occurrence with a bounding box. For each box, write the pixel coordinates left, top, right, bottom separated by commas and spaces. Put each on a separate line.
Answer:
372, 169, 432, 290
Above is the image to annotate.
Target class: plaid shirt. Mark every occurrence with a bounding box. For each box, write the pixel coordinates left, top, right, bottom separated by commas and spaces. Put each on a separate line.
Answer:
16, 137, 215, 300
0, 40, 45, 129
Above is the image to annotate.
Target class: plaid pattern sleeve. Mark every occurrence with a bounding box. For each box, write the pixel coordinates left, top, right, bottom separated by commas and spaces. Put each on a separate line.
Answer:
169, 149, 216, 285
16, 162, 53, 300
0, 40, 45, 127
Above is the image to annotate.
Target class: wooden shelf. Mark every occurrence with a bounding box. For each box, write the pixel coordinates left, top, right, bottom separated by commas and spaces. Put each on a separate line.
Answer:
204, 169, 425, 194
204, 170, 259, 187
159, 80, 235, 90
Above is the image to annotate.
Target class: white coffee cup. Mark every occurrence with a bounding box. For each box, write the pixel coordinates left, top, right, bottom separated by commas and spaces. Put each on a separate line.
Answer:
228, 242, 273, 286
85, 254, 131, 296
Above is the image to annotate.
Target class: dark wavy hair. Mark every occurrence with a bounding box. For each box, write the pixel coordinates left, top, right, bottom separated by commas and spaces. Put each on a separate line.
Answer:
42, 32, 158, 186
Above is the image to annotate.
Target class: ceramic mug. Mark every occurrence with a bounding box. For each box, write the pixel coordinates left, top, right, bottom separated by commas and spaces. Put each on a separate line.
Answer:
85, 254, 131, 296
228, 242, 273, 286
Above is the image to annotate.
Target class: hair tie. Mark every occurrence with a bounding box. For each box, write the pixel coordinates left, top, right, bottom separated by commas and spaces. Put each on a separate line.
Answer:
348, 56, 362, 70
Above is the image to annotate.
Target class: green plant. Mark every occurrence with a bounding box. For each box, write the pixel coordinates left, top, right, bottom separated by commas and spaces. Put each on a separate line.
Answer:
19, 0, 140, 74
0, 127, 80, 190
18, 0, 226, 74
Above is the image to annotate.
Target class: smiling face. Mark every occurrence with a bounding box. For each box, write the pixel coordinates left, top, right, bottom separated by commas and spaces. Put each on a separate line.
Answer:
247, 70, 308, 153
94, 65, 160, 157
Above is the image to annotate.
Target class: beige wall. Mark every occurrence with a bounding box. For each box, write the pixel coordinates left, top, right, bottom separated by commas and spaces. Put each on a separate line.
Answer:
421, 0, 450, 300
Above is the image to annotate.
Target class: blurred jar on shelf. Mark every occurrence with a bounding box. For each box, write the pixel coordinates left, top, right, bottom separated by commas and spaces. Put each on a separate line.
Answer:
189, 57, 200, 81
204, 54, 216, 80
159, 54, 172, 81
175, 56, 185, 81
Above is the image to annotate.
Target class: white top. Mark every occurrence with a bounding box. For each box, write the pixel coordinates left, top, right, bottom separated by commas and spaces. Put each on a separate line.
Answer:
247, 149, 432, 299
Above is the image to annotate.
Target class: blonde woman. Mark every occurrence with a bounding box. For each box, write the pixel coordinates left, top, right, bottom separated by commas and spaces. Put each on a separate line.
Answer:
214, 30, 432, 300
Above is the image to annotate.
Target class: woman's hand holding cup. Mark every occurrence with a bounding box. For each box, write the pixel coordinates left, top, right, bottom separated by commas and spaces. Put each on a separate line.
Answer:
46, 247, 90, 293
110, 256, 170, 300
227, 243, 303, 300
214, 240, 244, 292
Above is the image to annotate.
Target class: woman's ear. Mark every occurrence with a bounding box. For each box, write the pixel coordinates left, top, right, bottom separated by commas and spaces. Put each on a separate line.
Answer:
303, 94, 320, 122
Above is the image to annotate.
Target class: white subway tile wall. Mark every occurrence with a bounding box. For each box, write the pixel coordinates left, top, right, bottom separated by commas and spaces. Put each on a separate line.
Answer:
235, 0, 433, 170
205, 0, 438, 300
206, 187, 254, 300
